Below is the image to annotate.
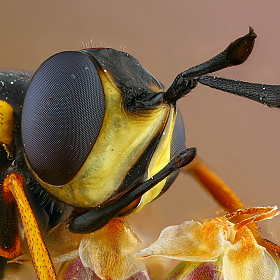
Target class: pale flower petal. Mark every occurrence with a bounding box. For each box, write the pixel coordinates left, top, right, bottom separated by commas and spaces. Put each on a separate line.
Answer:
223, 226, 280, 280
79, 218, 147, 280
137, 219, 228, 262
10, 222, 83, 264
138, 207, 280, 279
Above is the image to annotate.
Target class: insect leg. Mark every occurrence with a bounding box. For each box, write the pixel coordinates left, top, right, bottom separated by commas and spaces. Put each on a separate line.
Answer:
184, 157, 244, 213
3, 173, 58, 280
183, 157, 265, 238
0, 177, 21, 260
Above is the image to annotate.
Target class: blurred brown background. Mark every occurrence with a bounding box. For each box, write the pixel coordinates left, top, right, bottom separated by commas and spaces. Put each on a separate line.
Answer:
1, 0, 280, 277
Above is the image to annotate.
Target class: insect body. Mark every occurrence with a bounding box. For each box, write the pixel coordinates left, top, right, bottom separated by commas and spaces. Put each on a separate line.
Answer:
0, 72, 65, 277
1, 27, 280, 279
0, 72, 32, 262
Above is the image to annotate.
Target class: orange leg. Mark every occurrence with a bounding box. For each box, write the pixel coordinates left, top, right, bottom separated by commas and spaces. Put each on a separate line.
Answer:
3, 173, 57, 280
183, 157, 261, 236
1, 177, 21, 260
184, 156, 244, 213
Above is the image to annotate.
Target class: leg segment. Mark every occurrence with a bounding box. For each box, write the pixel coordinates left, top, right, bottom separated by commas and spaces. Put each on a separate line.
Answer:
3, 173, 57, 280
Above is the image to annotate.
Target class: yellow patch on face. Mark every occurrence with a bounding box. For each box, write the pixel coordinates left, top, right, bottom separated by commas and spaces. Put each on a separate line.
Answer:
149, 82, 164, 92
136, 107, 176, 212
35, 70, 171, 207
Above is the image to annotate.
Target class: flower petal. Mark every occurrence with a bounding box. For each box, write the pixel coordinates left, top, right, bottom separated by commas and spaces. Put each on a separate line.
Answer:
137, 219, 227, 262
10, 222, 83, 264
223, 227, 280, 280
79, 218, 148, 280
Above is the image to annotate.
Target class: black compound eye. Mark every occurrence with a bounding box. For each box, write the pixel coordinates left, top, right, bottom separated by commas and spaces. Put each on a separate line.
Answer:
159, 108, 186, 195
22, 51, 105, 185
170, 108, 186, 160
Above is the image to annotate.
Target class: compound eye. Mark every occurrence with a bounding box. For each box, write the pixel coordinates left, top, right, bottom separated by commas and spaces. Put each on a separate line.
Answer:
22, 51, 105, 185
170, 108, 186, 159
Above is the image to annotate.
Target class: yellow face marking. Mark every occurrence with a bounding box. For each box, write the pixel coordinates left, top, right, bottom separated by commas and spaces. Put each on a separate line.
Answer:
149, 82, 164, 92
136, 107, 177, 211
0, 100, 14, 158
34, 70, 171, 207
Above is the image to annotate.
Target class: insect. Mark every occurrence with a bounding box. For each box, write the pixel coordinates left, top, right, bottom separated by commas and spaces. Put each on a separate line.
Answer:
1, 27, 280, 279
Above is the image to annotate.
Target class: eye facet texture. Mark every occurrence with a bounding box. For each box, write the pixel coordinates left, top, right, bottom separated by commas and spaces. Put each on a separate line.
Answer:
22, 51, 105, 185
170, 108, 186, 160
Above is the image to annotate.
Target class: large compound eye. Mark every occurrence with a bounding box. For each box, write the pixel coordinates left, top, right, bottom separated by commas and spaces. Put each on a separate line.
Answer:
158, 108, 186, 195
22, 51, 105, 185
170, 108, 186, 160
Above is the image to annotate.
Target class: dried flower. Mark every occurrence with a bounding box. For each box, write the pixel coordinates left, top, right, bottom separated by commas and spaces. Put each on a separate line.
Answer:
11, 218, 151, 280
137, 206, 280, 280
